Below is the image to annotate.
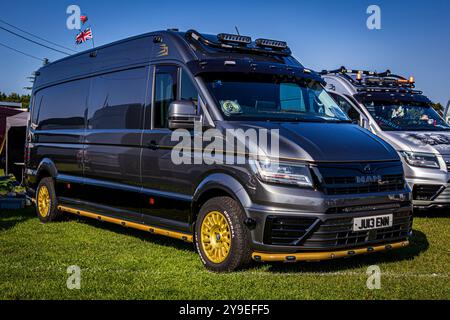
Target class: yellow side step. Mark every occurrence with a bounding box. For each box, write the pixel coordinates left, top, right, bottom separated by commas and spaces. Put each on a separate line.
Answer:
252, 240, 409, 262
57, 205, 193, 242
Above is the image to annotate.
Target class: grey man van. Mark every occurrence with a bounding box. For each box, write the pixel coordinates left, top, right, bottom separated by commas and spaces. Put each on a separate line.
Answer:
323, 67, 450, 209
25, 31, 412, 272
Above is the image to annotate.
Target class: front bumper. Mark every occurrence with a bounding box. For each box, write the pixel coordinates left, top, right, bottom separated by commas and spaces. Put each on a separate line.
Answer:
403, 161, 450, 208
245, 182, 413, 254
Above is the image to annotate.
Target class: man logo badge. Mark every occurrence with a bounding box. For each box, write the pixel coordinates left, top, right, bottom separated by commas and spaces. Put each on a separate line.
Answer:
356, 175, 382, 184
363, 164, 373, 173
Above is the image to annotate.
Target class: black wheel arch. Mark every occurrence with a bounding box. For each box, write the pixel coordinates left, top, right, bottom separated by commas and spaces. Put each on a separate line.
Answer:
35, 158, 58, 185
191, 173, 253, 227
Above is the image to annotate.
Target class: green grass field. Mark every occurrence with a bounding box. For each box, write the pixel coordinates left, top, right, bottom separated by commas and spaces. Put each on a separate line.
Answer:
0, 207, 448, 300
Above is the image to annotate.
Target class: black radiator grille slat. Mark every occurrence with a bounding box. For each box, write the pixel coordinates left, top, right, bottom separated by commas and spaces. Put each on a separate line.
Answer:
324, 174, 405, 195
317, 162, 406, 196
263, 216, 317, 245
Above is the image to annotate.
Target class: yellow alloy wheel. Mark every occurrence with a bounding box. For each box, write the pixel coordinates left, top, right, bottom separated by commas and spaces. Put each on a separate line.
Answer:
37, 185, 51, 218
200, 211, 232, 264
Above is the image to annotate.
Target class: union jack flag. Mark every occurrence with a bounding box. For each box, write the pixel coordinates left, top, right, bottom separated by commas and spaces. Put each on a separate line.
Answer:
75, 28, 93, 44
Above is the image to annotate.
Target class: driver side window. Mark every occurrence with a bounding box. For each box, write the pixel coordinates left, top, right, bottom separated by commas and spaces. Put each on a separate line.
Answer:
181, 70, 199, 108
152, 66, 201, 129
330, 93, 361, 124
153, 65, 178, 129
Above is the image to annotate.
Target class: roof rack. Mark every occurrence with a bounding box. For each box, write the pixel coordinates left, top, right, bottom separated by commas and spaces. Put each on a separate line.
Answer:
185, 29, 292, 57
321, 66, 421, 93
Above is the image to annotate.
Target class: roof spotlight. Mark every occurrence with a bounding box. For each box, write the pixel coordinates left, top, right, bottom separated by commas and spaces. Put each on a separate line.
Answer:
356, 71, 362, 81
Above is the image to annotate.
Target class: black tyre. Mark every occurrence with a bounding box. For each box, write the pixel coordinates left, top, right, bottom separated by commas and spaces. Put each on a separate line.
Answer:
195, 196, 252, 272
36, 177, 62, 223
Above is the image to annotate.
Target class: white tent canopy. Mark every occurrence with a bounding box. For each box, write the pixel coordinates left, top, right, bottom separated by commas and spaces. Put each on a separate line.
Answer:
6, 111, 29, 132
5, 111, 29, 176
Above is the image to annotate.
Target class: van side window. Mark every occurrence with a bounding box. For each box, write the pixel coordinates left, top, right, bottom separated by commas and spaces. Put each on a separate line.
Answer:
88, 68, 146, 130
153, 66, 178, 128
31, 92, 43, 125
37, 79, 89, 130
181, 70, 198, 108
330, 93, 361, 123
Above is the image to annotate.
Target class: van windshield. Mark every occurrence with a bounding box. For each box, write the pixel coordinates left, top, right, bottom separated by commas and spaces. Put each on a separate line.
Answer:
203, 74, 350, 122
364, 101, 450, 131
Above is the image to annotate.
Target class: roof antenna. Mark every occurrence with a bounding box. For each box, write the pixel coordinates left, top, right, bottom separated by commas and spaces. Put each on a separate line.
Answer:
235, 26, 240, 35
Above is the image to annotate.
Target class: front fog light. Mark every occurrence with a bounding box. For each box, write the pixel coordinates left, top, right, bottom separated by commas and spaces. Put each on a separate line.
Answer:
250, 159, 313, 187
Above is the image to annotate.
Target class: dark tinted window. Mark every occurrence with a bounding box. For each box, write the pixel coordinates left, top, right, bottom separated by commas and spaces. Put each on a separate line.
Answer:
31, 92, 43, 125
88, 68, 146, 130
153, 66, 178, 128
37, 79, 89, 130
204, 74, 349, 121
363, 101, 450, 131
330, 93, 361, 123
181, 70, 198, 107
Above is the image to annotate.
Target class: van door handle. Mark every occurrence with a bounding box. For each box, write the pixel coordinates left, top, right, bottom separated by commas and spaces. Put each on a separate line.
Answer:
146, 141, 159, 150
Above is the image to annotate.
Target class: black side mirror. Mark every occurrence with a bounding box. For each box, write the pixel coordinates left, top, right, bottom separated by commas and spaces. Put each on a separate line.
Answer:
168, 100, 200, 130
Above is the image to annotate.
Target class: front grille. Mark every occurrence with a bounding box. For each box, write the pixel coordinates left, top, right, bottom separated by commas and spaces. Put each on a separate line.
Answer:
303, 210, 412, 249
315, 162, 406, 195
413, 185, 443, 201
324, 174, 405, 195
263, 216, 317, 246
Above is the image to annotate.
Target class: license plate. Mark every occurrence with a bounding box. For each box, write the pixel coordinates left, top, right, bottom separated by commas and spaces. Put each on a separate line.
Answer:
353, 214, 393, 232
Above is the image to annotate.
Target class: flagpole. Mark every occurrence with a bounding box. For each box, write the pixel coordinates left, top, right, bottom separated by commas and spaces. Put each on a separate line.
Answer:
89, 21, 95, 49
91, 29, 95, 49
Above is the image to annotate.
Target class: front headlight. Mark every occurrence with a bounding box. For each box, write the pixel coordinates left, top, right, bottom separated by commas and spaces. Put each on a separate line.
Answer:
250, 159, 313, 187
400, 151, 440, 169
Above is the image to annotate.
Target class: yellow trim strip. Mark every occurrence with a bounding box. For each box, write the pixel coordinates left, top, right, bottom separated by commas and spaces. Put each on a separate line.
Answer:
252, 240, 409, 262
57, 205, 193, 242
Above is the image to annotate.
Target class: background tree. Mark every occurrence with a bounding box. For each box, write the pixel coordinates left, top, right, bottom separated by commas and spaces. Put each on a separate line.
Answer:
0, 91, 31, 109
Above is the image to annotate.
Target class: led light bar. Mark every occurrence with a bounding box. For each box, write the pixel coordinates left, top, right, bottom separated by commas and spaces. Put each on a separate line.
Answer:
217, 33, 252, 45
255, 38, 288, 49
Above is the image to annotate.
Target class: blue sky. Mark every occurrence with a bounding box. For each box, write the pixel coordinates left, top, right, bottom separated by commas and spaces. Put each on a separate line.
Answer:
0, 0, 449, 104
